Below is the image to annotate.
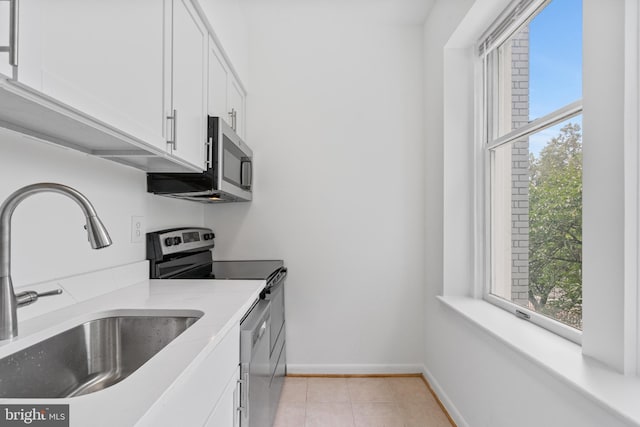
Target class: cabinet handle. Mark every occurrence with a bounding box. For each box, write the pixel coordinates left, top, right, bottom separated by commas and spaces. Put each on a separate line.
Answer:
228, 108, 237, 132
237, 372, 249, 415
9, 0, 18, 66
0, 0, 19, 67
167, 109, 177, 150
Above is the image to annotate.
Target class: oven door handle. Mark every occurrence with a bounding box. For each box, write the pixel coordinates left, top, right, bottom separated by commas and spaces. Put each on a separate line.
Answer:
265, 267, 287, 296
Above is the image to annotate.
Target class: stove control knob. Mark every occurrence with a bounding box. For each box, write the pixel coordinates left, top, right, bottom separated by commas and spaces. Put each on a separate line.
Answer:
173, 237, 182, 245
204, 233, 213, 241
164, 237, 174, 247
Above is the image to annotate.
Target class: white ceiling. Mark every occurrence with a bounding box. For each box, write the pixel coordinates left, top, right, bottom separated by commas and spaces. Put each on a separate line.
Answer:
240, 0, 436, 24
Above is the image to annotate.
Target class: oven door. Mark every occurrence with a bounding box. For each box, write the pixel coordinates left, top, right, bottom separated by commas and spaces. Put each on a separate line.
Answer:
149, 251, 212, 279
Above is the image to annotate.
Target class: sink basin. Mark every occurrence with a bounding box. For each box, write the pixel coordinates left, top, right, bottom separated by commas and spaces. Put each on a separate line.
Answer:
0, 312, 202, 398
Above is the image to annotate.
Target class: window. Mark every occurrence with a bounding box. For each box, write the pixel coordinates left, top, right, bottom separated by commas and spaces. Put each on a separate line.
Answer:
480, 0, 583, 341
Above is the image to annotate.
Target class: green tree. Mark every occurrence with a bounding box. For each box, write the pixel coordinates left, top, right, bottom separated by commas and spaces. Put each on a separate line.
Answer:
528, 123, 582, 329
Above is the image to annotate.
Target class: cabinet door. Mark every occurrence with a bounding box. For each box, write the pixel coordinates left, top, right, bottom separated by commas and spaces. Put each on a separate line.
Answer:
170, 0, 207, 170
204, 366, 240, 427
7, 0, 167, 151
136, 325, 240, 427
0, 0, 42, 86
228, 76, 245, 139
0, 1, 15, 78
208, 37, 229, 122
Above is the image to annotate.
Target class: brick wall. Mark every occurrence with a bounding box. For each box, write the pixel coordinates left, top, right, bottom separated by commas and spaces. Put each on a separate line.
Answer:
511, 27, 530, 307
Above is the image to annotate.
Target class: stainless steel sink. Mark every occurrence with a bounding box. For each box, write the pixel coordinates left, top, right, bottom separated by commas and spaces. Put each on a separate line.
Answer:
0, 312, 202, 398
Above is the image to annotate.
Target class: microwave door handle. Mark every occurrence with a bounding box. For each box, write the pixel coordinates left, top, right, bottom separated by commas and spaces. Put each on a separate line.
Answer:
241, 159, 252, 190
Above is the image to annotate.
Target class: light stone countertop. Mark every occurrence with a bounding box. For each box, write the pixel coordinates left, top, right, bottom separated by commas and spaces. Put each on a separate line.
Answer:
0, 267, 264, 427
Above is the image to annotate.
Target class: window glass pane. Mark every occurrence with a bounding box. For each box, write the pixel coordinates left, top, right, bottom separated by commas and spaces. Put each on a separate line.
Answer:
490, 115, 582, 330
488, 0, 582, 139
530, 0, 582, 118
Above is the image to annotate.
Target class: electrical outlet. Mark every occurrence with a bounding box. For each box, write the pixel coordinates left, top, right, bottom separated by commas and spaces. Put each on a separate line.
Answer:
131, 216, 145, 244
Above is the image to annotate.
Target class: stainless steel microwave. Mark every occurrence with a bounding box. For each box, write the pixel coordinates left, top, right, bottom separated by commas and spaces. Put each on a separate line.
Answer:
147, 116, 253, 203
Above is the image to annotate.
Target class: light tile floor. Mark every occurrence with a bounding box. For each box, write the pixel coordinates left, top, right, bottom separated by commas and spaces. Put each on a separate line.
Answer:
274, 376, 453, 427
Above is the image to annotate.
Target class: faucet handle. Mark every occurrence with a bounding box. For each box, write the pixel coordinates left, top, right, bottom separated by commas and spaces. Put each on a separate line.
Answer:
16, 289, 63, 307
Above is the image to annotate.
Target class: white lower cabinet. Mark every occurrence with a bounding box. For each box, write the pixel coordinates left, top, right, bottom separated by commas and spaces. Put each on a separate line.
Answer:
204, 366, 240, 427
136, 324, 240, 427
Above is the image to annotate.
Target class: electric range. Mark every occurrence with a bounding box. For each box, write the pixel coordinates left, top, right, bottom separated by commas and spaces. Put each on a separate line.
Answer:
145, 227, 287, 427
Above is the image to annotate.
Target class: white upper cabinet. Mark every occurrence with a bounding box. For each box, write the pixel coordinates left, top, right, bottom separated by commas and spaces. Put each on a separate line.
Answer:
194, 0, 249, 86
0, 1, 15, 78
227, 76, 245, 139
0, 0, 244, 173
207, 36, 246, 139
208, 37, 229, 122
166, 0, 208, 170
1, 0, 168, 153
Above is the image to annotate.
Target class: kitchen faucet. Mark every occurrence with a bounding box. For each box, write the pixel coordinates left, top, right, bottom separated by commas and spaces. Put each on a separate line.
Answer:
0, 183, 112, 341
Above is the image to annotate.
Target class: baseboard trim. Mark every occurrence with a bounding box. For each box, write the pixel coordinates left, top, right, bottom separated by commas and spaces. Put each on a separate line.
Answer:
422, 365, 469, 427
286, 364, 424, 375
287, 372, 422, 378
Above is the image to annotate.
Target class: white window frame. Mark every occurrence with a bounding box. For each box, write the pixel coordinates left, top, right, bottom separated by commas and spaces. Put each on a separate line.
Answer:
479, 0, 584, 344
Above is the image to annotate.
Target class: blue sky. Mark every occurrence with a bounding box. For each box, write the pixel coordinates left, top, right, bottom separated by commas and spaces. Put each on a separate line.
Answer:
527, 0, 582, 156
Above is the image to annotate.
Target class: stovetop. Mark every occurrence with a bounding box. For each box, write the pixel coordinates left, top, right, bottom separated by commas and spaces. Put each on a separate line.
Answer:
209, 260, 285, 280
146, 227, 286, 284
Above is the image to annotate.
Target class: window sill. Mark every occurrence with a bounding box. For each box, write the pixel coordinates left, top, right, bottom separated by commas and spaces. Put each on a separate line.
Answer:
437, 296, 640, 427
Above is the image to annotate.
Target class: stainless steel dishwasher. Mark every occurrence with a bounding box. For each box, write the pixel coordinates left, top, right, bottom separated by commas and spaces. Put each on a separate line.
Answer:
239, 298, 271, 427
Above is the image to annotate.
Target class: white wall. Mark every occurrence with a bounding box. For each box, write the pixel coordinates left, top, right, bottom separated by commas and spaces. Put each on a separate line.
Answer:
0, 128, 203, 287
582, 0, 626, 372
204, 3, 426, 372
424, 1, 634, 426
